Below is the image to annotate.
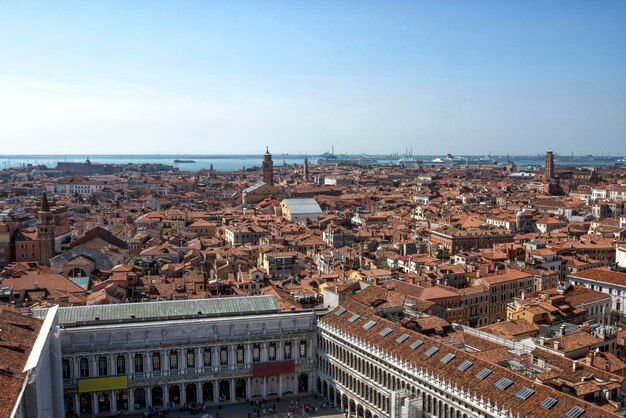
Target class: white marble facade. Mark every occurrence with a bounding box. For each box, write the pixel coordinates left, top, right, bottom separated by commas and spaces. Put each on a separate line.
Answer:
60, 311, 317, 416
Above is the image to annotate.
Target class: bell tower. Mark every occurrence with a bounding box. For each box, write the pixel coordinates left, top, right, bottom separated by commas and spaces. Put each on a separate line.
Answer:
37, 193, 56, 265
545, 149, 555, 180
262, 147, 274, 185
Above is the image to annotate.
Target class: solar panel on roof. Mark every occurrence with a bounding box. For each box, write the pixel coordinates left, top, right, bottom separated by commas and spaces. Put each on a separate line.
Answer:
409, 339, 424, 349
440, 353, 456, 364
515, 387, 535, 400
476, 368, 492, 380
379, 327, 393, 337
540, 397, 557, 410
565, 406, 585, 418
424, 346, 440, 357
335, 307, 347, 316
457, 360, 473, 372
494, 377, 513, 390
396, 334, 410, 343
348, 314, 360, 323
362, 320, 377, 330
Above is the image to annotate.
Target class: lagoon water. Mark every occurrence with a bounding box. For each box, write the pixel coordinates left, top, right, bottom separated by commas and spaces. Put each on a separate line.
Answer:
0, 154, 621, 172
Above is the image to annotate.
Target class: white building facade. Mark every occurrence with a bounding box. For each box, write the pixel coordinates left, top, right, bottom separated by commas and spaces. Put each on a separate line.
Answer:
33, 296, 317, 416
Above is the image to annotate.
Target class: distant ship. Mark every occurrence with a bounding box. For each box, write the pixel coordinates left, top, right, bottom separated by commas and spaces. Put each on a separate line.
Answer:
396, 156, 422, 166
174, 159, 196, 164
428, 154, 463, 166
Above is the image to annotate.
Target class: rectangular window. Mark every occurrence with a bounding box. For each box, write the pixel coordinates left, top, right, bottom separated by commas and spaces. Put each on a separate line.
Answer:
300, 340, 307, 358
203, 349, 211, 367
253, 345, 260, 363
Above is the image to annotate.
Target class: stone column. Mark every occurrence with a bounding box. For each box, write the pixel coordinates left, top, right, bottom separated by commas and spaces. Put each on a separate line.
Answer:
261, 342, 268, 362
213, 382, 219, 403
262, 377, 267, 398
128, 388, 135, 412
73, 357, 79, 379
212, 346, 219, 369
127, 354, 132, 378
163, 385, 170, 407
73, 393, 80, 415
108, 354, 114, 376
162, 350, 168, 374
92, 393, 98, 415
229, 345, 236, 370
230, 379, 236, 401
89, 355, 96, 377
293, 340, 300, 360
278, 375, 283, 397
111, 390, 117, 413
197, 382, 203, 404
195, 347, 202, 372
246, 344, 252, 365
146, 351, 152, 377
246, 377, 252, 401
146, 386, 152, 409
180, 383, 187, 405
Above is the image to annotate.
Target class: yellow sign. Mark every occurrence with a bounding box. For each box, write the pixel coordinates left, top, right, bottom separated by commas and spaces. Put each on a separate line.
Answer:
78, 376, 128, 393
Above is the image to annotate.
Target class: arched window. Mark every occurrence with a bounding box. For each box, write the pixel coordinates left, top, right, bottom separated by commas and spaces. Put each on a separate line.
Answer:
186, 349, 195, 369
62, 358, 71, 380
268, 342, 276, 361
300, 340, 307, 358
252, 344, 260, 363
134, 354, 144, 373
152, 352, 161, 372
79, 357, 89, 378
220, 346, 228, 366
116, 355, 126, 375
284, 341, 292, 360
169, 351, 179, 370
203, 348, 211, 367
98, 356, 108, 376
236, 345, 245, 364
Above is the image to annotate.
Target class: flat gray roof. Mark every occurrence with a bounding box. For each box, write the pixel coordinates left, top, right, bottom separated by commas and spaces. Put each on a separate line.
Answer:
282, 198, 322, 215
32, 295, 279, 327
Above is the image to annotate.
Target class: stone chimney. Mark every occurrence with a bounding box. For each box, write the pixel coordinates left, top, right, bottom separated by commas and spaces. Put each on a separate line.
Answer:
553, 340, 560, 351
572, 360, 580, 371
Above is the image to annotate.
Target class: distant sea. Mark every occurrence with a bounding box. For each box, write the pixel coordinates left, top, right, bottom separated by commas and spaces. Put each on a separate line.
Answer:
0, 154, 623, 172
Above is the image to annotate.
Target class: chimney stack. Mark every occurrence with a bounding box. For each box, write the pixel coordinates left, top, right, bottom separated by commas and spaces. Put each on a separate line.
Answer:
554, 341, 560, 351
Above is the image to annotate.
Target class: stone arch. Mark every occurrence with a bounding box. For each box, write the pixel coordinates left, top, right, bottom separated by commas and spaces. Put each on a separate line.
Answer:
298, 373, 309, 392
357, 404, 364, 418
79, 393, 92, 415
235, 378, 246, 399
185, 383, 198, 403
202, 382, 214, 403
152, 386, 164, 407
219, 380, 230, 401
97, 392, 110, 412
134, 388, 146, 409
168, 384, 181, 406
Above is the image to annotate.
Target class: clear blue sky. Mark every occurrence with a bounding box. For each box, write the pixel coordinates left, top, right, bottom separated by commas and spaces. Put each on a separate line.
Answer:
1, 1, 625, 155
